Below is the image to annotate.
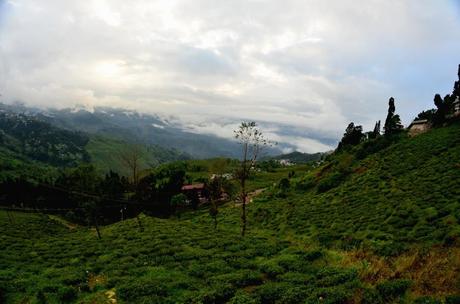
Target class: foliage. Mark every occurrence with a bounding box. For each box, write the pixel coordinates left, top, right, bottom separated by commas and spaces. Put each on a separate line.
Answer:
337, 122, 365, 149
0, 212, 364, 304
0, 110, 90, 167
86, 135, 189, 176
384, 97, 404, 135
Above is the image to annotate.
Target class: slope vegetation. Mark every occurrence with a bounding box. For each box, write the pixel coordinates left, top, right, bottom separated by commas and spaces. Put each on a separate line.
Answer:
1, 123, 460, 303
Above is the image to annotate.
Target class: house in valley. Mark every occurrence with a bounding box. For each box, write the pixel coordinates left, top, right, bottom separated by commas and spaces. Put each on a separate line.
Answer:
407, 119, 430, 137
181, 183, 208, 206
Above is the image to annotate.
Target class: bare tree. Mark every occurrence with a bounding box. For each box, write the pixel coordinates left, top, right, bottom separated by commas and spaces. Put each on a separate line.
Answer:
119, 145, 143, 187
234, 122, 271, 236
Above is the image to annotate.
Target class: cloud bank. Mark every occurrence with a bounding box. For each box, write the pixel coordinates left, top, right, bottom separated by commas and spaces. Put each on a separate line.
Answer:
1, 0, 460, 152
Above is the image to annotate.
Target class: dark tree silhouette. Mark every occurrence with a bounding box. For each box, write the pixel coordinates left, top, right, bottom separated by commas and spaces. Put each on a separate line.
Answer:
433, 94, 449, 126
369, 120, 381, 139
384, 97, 403, 135
454, 64, 460, 98
338, 122, 364, 149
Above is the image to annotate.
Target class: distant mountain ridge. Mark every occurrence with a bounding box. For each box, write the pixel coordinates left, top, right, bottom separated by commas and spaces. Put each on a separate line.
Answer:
10, 104, 266, 159
0, 104, 190, 176
0, 107, 90, 167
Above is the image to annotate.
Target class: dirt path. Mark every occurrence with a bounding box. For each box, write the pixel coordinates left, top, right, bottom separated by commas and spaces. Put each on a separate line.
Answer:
48, 215, 79, 230
234, 188, 266, 207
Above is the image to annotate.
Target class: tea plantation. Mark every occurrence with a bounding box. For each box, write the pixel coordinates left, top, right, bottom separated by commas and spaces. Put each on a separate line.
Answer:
1, 122, 460, 303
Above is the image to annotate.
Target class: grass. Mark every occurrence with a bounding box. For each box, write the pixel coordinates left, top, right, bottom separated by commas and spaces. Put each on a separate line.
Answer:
0, 211, 363, 304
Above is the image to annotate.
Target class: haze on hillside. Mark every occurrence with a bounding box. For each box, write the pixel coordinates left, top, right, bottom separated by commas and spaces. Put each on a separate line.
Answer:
1, 0, 460, 152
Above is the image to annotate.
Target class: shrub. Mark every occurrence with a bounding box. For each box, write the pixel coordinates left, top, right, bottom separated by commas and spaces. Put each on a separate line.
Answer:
370, 240, 407, 257
308, 287, 352, 304
376, 279, 411, 301
259, 260, 284, 278
317, 172, 347, 193
446, 295, 460, 304
57, 286, 77, 302
118, 278, 169, 300
294, 175, 316, 191
315, 268, 358, 288
188, 282, 235, 304
228, 290, 257, 304
361, 288, 383, 304
254, 282, 290, 304
413, 296, 441, 304
212, 270, 262, 287
301, 249, 324, 262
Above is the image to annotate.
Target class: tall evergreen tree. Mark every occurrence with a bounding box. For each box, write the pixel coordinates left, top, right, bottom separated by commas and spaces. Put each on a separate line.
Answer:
454, 64, 460, 98
384, 97, 403, 135
369, 120, 381, 139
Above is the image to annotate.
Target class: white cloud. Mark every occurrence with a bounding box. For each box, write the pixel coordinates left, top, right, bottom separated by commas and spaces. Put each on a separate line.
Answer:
0, 0, 460, 151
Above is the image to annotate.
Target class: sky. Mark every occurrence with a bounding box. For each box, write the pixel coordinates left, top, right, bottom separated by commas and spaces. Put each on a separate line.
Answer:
1, 0, 460, 153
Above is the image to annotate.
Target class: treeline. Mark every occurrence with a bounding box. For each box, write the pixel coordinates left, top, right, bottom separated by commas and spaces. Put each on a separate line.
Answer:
0, 162, 190, 225
336, 64, 460, 153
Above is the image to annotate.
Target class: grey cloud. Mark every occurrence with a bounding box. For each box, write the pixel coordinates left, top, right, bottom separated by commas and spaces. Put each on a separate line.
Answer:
1, 0, 460, 152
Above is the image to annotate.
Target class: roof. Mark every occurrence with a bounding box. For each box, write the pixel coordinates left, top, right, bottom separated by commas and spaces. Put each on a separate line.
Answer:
181, 183, 205, 191
408, 119, 429, 128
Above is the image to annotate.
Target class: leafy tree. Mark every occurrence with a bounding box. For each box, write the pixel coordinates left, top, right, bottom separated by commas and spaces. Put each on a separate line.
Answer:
384, 97, 403, 135
208, 176, 222, 229
100, 170, 127, 199
135, 163, 186, 216
170, 193, 187, 217
234, 122, 271, 236
277, 177, 290, 197
453, 64, 460, 98
119, 145, 144, 188
337, 122, 364, 149
415, 109, 436, 122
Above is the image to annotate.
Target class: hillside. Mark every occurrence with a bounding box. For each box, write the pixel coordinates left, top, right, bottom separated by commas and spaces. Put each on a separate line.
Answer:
86, 135, 189, 176
36, 106, 262, 159
0, 105, 190, 178
0, 109, 90, 167
247, 121, 460, 253
1, 123, 460, 303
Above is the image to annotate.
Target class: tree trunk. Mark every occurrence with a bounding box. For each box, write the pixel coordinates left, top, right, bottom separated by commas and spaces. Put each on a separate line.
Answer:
241, 195, 246, 236
213, 215, 218, 230
240, 143, 248, 237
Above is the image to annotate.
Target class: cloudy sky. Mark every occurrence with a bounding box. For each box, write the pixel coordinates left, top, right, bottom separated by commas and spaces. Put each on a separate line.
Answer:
1, 0, 460, 152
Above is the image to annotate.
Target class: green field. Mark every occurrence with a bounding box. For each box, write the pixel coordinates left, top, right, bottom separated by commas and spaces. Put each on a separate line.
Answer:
4, 210, 457, 304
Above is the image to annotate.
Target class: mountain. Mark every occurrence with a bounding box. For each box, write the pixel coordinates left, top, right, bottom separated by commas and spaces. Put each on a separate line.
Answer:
0, 105, 189, 176
0, 108, 90, 167
35, 106, 260, 159
267, 151, 328, 164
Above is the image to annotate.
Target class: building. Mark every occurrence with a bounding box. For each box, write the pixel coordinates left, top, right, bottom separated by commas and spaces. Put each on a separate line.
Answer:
454, 96, 460, 115
407, 119, 430, 137
181, 183, 208, 205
